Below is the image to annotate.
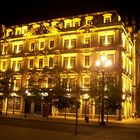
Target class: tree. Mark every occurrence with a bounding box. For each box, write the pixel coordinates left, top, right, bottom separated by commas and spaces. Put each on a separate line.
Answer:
0, 70, 15, 115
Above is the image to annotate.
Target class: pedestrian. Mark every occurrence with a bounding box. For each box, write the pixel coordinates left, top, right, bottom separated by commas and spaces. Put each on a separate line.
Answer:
132, 112, 134, 119
134, 112, 137, 119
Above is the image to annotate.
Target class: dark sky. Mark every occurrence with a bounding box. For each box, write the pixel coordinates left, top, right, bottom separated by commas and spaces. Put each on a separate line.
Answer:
0, 0, 140, 27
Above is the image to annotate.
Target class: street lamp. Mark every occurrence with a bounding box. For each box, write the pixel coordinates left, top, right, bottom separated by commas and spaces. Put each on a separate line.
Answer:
83, 93, 90, 123
24, 89, 31, 117
95, 54, 112, 126
11, 93, 17, 114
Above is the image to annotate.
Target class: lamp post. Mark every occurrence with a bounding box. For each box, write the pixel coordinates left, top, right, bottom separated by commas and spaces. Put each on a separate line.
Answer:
95, 55, 111, 126
11, 93, 17, 114
24, 89, 31, 117
83, 93, 90, 123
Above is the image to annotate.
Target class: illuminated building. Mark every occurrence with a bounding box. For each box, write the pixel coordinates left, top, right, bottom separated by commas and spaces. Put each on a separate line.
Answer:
0, 10, 137, 119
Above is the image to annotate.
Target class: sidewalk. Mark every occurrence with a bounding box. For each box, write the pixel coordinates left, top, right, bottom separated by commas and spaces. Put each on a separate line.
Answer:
0, 111, 140, 126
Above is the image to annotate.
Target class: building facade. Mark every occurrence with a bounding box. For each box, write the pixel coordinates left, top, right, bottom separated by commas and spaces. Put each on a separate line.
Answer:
0, 10, 137, 119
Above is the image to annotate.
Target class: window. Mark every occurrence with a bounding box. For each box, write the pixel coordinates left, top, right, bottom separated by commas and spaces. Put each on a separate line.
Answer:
66, 23, 70, 28
12, 61, 16, 70
63, 38, 76, 49
103, 13, 112, 23
74, 22, 79, 27
83, 76, 90, 89
63, 57, 68, 67
39, 59, 43, 68
49, 40, 55, 49
14, 45, 17, 53
2, 61, 6, 70
84, 36, 90, 45
49, 57, 53, 67
64, 39, 69, 48
108, 54, 114, 67
30, 43, 35, 51
70, 57, 76, 68
17, 60, 22, 70
3, 46, 8, 54
15, 79, 21, 90
99, 34, 115, 45
85, 56, 90, 66
29, 59, 34, 68
71, 39, 76, 47
19, 45, 23, 53
40, 42, 45, 50
108, 35, 114, 44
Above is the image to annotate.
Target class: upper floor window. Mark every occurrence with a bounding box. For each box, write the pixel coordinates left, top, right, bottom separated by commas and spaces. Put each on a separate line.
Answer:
39, 41, 45, 50
103, 13, 112, 23
84, 56, 90, 67
13, 45, 17, 53
49, 57, 54, 67
2, 61, 6, 71
63, 56, 76, 68
29, 59, 34, 68
30, 42, 35, 51
2, 45, 8, 54
99, 31, 115, 45
12, 43, 23, 54
12, 60, 22, 71
49, 40, 55, 49
39, 58, 43, 68
63, 36, 76, 49
83, 76, 90, 89
19, 45, 23, 53
84, 36, 90, 45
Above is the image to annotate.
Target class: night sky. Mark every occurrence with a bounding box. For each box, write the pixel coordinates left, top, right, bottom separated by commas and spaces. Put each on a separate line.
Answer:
0, 0, 140, 27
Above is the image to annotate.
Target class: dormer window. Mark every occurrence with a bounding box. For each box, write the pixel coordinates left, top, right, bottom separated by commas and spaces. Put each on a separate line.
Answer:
85, 16, 93, 25
64, 19, 72, 28
6, 29, 13, 37
51, 21, 58, 27
22, 26, 28, 34
103, 13, 112, 23
73, 18, 81, 27
15, 27, 21, 35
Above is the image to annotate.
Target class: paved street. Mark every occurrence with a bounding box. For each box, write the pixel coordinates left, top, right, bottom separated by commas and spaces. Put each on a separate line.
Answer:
0, 113, 140, 140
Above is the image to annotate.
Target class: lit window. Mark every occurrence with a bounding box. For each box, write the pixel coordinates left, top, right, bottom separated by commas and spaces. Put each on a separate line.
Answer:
49, 57, 53, 67
13, 45, 17, 53
85, 56, 90, 67
29, 59, 34, 68
2, 61, 6, 70
19, 45, 23, 53
2, 46, 8, 54
63, 57, 68, 67
12, 61, 16, 70
103, 13, 112, 23
39, 59, 43, 68
70, 57, 76, 68
17, 60, 22, 70
49, 40, 55, 49
84, 36, 90, 45
83, 76, 90, 89
40, 42, 45, 50
30, 43, 35, 51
